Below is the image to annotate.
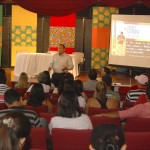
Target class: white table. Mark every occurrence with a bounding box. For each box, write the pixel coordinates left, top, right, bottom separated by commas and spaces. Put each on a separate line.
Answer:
14, 53, 80, 78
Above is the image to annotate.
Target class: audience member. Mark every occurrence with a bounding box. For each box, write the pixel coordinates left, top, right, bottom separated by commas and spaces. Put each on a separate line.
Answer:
27, 72, 50, 93
0, 73, 10, 103
15, 72, 30, 88
48, 44, 74, 87
0, 68, 5, 75
102, 74, 120, 101
74, 80, 86, 108
83, 69, 98, 91
0, 89, 41, 127
95, 85, 150, 120
49, 90, 93, 134
85, 81, 119, 114
126, 74, 148, 102
0, 111, 31, 150
90, 124, 126, 150
24, 83, 52, 112
101, 67, 111, 77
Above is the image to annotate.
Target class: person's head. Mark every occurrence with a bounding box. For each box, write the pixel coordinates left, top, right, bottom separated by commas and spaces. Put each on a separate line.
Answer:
95, 81, 107, 101
90, 124, 126, 150
102, 75, 112, 87
27, 83, 45, 106
58, 44, 65, 55
4, 89, 20, 107
64, 72, 74, 81
17, 72, 28, 88
101, 67, 110, 76
0, 73, 7, 84
121, 32, 124, 35
0, 111, 31, 150
0, 68, 5, 75
57, 91, 81, 118
135, 74, 148, 87
37, 72, 48, 84
42, 70, 51, 85
88, 69, 97, 80
74, 80, 83, 96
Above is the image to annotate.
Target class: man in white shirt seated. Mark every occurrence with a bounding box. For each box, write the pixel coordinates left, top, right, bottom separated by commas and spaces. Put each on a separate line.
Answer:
48, 44, 74, 87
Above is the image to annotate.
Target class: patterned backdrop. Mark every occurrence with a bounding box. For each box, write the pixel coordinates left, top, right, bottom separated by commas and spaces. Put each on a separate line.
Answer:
91, 7, 118, 69
11, 6, 37, 66
0, 6, 2, 66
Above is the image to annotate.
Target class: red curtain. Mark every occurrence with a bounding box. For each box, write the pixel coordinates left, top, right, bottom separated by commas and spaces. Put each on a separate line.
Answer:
100, 0, 150, 8
13, 0, 97, 16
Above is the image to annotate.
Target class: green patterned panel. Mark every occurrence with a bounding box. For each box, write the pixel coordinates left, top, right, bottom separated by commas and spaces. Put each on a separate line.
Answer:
92, 7, 119, 27
12, 26, 36, 47
0, 5, 2, 66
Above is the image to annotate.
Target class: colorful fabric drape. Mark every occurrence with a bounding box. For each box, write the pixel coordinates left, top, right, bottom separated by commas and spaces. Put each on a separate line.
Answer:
91, 7, 118, 69
11, 6, 37, 66
0, 6, 2, 66
49, 13, 76, 54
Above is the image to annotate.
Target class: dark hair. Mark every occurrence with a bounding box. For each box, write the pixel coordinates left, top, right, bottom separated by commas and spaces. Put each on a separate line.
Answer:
27, 83, 46, 106
74, 80, 83, 96
0, 111, 31, 150
59, 44, 65, 49
4, 89, 20, 104
37, 72, 48, 84
102, 75, 112, 86
57, 91, 81, 118
0, 73, 7, 84
0, 68, 5, 75
88, 69, 97, 80
91, 124, 125, 150
103, 67, 110, 75
64, 72, 74, 81
42, 71, 51, 86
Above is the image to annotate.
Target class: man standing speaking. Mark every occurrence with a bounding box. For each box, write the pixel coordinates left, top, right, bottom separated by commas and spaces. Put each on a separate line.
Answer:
48, 44, 74, 86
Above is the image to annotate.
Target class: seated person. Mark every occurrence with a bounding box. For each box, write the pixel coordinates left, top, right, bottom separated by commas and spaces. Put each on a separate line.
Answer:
15, 72, 30, 88
102, 74, 120, 101
134, 94, 147, 106
23, 83, 52, 112
0, 89, 41, 127
90, 124, 126, 150
101, 67, 111, 77
126, 74, 148, 102
0, 111, 31, 150
83, 69, 98, 91
49, 90, 93, 134
0, 73, 10, 103
85, 81, 119, 114
27, 72, 50, 93
74, 80, 86, 109
95, 85, 150, 120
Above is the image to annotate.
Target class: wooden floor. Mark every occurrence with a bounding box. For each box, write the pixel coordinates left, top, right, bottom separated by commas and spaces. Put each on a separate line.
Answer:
3, 68, 137, 87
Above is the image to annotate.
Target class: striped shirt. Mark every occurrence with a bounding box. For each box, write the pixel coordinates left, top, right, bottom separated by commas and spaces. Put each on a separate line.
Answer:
0, 106, 41, 127
126, 89, 146, 102
0, 84, 10, 103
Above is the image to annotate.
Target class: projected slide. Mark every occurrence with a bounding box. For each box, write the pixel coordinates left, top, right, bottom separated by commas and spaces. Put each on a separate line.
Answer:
109, 15, 150, 68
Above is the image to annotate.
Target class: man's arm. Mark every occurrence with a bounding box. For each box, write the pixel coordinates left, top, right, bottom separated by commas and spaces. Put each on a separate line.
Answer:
67, 55, 74, 70
95, 111, 120, 118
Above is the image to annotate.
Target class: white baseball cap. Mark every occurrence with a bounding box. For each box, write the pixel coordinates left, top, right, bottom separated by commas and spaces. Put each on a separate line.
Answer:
135, 74, 148, 85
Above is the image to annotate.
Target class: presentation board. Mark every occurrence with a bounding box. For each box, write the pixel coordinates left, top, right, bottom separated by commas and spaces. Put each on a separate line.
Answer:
109, 14, 150, 68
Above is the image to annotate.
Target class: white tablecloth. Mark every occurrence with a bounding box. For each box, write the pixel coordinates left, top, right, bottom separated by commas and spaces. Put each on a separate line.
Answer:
14, 53, 79, 78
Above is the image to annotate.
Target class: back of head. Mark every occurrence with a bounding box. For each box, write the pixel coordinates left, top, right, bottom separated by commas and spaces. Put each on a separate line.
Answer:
28, 83, 45, 106
0, 73, 7, 84
17, 72, 28, 88
37, 72, 47, 84
74, 80, 83, 96
65, 72, 74, 81
42, 70, 51, 85
96, 81, 107, 100
0, 111, 31, 150
104, 67, 110, 74
102, 75, 112, 86
90, 124, 125, 150
0, 68, 5, 75
4, 89, 20, 105
135, 74, 148, 86
88, 69, 97, 80
57, 91, 81, 118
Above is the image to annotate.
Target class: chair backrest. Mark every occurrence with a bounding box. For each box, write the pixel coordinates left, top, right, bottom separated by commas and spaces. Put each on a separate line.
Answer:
88, 107, 118, 116
35, 105, 48, 115
90, 116, 121, 128
122, 101, 135, 110
125, 118, 150, 132
30, 128, 47, 150
40, 112, 56, 123
125, 132, 150, 150
14, 88, 28, 97
52, 128, 92, 150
